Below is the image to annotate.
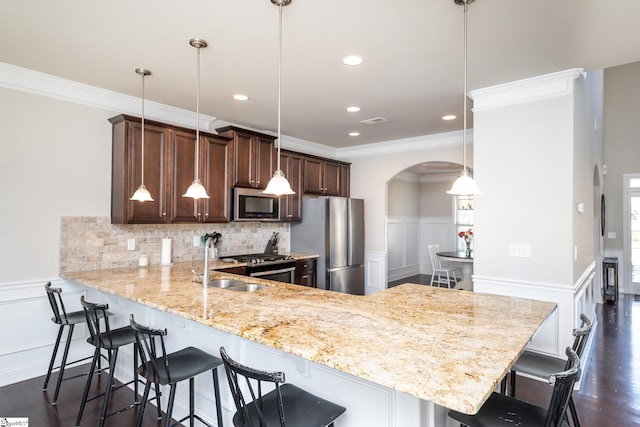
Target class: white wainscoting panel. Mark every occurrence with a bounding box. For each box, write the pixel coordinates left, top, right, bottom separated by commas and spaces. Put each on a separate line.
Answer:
0, 278, 95, 387
387, 216, 421, 282
366, 251, 387, 294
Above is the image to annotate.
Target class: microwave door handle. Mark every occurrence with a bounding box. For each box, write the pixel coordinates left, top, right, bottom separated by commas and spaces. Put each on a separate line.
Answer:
249, 267, 296, 277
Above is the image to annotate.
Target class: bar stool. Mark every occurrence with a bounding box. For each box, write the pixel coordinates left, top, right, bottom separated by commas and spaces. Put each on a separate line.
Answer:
129, 314, 224, 427
220, 346, 346, 427
75, 296, 150, 427
507, 314, 593, 427
449, 347, 580, 427
43, 282, 110, 405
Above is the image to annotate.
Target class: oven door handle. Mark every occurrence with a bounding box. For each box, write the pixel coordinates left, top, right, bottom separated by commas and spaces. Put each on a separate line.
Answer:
249, 266, 296, 277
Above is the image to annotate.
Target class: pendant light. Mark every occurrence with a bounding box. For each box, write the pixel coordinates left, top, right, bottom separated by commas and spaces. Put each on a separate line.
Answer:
447, 0, 481, 196
183, 38, 210, 199
130, 68, 154, 202
262, 0, 295, 196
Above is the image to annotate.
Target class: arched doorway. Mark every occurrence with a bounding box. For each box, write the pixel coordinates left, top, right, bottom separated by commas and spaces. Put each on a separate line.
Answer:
386, 161, 461, 287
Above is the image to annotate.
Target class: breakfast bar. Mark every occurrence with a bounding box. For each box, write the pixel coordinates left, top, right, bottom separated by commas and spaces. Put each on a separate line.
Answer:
61, 262, 555, 427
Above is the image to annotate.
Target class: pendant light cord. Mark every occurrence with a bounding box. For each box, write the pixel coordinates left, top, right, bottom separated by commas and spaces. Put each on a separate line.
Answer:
276, 3, 283, 172
141, 72, 146, 186
462, 0, 468, 174
195, 44, 201, 181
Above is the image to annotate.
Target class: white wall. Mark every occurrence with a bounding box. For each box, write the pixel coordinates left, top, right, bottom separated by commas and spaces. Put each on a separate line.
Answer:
0, 88, 114, 283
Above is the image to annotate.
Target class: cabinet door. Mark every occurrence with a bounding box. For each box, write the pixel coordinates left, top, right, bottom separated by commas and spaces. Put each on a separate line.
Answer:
123, 121, 170, 224
303, 157, 324, 194
200, 135, 231, 223
323, 160, 341, 196
169, 129, 200, 223
232, 132, 254, 188
255, 137, 275, 190
295, 258, 317, 288
280, 152, 303, 221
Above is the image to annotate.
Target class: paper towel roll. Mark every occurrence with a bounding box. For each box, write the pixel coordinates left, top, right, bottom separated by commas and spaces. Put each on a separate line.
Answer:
160, 238, 172, 265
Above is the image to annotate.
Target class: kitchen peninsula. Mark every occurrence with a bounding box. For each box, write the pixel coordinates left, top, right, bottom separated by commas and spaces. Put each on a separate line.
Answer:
61, 262, 555, 427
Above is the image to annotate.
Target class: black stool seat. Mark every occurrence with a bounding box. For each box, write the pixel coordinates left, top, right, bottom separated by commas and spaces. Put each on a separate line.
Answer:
221, 346, 346, 427
139, 346, 223, 385
232, 383, 346, 427
51, 310, 90, 325
88, 325, 137, 349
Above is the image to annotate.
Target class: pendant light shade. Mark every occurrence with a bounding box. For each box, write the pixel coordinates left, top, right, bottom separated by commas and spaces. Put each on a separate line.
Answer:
183, 38, 210, 199
130, 68, 154, 202
262, 0, 295, 196
447, 0, 481, 196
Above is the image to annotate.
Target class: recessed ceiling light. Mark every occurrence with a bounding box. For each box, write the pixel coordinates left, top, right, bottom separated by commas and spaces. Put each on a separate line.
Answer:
346, 106, 360, 112
349, 132, 360, 136
342, 55, 363, 66
442, 115, 456, 120
233, 94, 249, 101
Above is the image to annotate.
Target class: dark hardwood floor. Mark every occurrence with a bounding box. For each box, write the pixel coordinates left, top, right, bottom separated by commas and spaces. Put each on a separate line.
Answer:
1, 290, 639, 426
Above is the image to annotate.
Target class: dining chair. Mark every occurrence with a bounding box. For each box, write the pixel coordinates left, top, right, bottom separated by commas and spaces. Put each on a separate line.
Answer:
428, 244, 457, 288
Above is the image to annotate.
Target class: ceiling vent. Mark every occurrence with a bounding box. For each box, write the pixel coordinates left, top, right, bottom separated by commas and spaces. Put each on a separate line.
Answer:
360, 117, 388, 125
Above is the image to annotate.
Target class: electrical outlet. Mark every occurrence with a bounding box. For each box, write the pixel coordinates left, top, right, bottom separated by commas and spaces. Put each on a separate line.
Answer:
509, 243, 531, 258
127, 238, 135, 251
193, 236, 201, 247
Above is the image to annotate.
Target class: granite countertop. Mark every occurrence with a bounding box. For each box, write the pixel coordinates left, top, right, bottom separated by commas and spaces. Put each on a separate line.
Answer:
207, 252, 317, 270
61, 261, 555, 415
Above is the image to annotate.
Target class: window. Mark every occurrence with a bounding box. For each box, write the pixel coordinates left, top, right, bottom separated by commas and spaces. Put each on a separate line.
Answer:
455, 196, 474, 252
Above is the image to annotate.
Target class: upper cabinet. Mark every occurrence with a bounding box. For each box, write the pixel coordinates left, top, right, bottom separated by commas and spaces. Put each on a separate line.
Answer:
110, 115, 232, 224
303, 157, 342, 196
216, 126, 275, 190
279, 150, 303, 221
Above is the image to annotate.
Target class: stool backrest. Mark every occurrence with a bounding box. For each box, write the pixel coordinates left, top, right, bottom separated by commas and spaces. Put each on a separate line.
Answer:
220, 346, 286, 427
45, 282, 69, 324
545, 347, 581, 427
129, 314, 170, 383
572, 313, 593, 359
80, 296, 113, 348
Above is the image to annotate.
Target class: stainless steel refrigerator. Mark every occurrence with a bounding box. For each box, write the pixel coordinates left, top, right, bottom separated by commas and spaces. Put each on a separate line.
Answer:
291, 197, 365, 295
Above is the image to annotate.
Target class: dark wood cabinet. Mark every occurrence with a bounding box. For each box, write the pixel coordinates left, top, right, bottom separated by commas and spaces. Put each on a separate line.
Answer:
217, 126, 275, 190
279, 150, 303, 221
295, 258, 317, 288
339, 164, 350, 197
110, 115, 232, 224
217, 266, 246, 276
303, 157, 342, 196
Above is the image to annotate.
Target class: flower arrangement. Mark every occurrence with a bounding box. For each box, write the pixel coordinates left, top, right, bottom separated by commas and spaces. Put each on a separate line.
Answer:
458, 229, 473, 256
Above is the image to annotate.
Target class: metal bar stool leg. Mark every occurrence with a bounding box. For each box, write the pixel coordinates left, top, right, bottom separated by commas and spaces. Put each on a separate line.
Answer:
75, 347, 101, 426
212, 368, 223, 427
52, 324, 75, 405
165, 384, 177, 427
135, 380, 152, 427
43, 325, 65, 391
99, 348, 120, 427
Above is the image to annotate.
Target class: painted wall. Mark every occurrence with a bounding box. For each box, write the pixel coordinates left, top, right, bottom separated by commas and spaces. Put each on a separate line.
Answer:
347, 142, 463, 254
387, 177, 420, 217
419, 181, 454, 218
0, 87, 113, 283
603, 62, 640, 251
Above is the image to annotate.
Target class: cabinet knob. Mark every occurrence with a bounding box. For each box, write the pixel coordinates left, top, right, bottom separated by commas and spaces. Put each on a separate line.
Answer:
197, 212, 201, 216
302, 275, 309, 279
162, 212, 166, 216
303, 264, 307, 268
205, 213, 209, 217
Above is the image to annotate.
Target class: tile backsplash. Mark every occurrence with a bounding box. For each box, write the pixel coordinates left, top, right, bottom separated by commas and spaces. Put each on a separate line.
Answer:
60, 217, 289, 272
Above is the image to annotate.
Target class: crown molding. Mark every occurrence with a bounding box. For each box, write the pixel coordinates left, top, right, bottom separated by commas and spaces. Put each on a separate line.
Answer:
0, 62, 216, 130
469, 68, 585, 112
337, 130, 469, 159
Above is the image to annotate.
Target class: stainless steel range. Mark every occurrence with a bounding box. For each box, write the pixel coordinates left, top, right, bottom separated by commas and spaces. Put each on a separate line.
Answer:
228, 254, 296, 283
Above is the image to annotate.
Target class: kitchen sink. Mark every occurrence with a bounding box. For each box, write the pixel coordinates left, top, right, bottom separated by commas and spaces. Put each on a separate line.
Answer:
206, 279, 248, 289
225, 284, 269, 292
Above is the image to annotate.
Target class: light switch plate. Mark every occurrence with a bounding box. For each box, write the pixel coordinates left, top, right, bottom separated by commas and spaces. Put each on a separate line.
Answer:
607, 232, 616, 239
193, 236, 201, 247
509, 243, 531, 258
127, 238, 135, 251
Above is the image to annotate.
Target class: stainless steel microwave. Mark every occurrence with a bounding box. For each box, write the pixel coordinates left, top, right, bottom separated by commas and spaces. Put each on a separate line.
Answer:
233, 188, 280, 221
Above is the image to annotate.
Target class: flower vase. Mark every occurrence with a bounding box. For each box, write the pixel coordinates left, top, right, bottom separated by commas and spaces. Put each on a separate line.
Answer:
465, 240, 472, 257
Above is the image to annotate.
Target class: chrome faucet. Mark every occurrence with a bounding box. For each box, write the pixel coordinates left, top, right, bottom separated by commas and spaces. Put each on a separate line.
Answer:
202, 232, 221, 288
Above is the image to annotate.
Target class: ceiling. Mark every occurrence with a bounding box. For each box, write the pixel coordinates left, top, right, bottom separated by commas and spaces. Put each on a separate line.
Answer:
2, 0, 640, 149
